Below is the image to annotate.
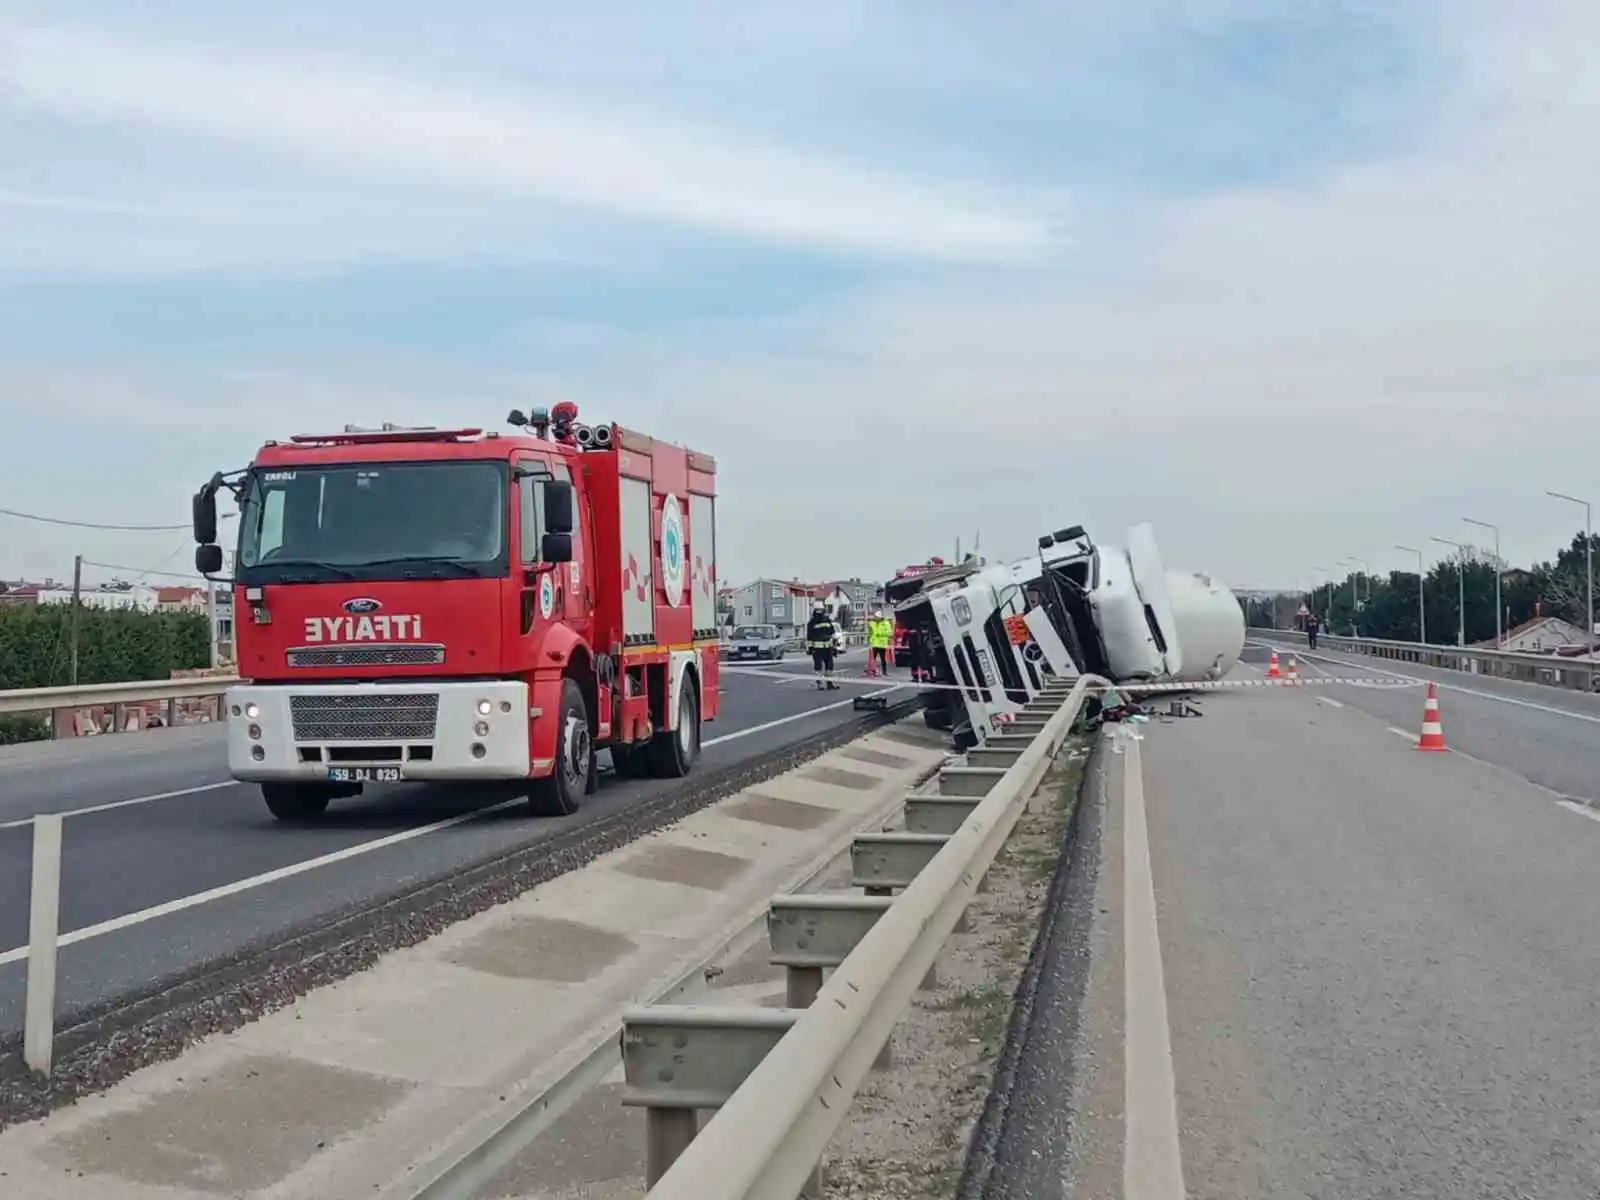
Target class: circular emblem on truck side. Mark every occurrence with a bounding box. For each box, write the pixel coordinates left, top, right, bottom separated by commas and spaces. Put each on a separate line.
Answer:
539, 573, 555, 619
343, 597, 382, 614
660, 494, 686, 608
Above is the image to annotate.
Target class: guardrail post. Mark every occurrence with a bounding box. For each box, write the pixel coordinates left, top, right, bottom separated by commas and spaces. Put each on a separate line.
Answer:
25, 813, 63, 1077
767, 894, 894, 1197
851, 833, 947, 990
620, 1006, 800, 1186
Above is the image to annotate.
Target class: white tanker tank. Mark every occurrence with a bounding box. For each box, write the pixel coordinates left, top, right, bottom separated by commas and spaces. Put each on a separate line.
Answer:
1025, 521, 1244, 685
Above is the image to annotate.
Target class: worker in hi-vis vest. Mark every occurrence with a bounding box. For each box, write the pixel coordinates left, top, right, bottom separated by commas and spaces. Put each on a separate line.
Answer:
868, 610, 893, 677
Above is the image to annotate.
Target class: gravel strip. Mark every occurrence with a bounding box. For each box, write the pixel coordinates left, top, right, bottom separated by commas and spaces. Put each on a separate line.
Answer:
820, 734, 1093, 1200
0, 697, 922, 1130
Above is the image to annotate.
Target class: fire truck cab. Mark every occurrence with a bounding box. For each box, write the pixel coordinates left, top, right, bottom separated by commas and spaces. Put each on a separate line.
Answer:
192, 405, 720, 822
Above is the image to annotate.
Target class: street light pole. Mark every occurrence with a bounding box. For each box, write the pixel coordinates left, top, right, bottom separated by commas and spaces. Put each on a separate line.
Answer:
1431, 536, 1466, 646
1547, 490, 1594, 650
1311, 564, 1334, 619
1396, 544, 1425, 644
1463, 518, 1501, 648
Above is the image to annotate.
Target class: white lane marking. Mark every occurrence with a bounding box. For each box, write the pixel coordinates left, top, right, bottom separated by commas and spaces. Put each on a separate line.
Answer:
0, 782, 236, 831
1121, 732, 1187, 1199
0, 688, 905, 832
1270, 642, 1600, 726
1559, 801, 1600, 824
0, 797, 521, 966
1387, 726, 1419, 743
1317, 696, 1346, 709
0, 685, 908, 963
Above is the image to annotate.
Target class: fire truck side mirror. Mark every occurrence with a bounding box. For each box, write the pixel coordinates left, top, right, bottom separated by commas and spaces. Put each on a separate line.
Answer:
192, 484, 219, 545
541, 533, 574, 564
544, 480, 575, 535
195, 543, 224, 576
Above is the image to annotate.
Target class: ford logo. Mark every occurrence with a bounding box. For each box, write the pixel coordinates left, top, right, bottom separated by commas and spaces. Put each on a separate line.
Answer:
343, 597, 382, 614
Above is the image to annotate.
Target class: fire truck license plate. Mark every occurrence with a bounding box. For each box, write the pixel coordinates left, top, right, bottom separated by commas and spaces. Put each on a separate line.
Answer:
327, 766, 402, 784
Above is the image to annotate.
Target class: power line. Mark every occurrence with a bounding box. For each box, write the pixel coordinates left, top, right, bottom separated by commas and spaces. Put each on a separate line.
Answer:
0, 505, 189, 532
79, 558, 207, 583
0, 505, 236, 532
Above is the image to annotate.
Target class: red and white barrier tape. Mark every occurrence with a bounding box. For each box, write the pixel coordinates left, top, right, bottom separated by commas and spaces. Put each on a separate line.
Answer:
719, 665, 1423, 693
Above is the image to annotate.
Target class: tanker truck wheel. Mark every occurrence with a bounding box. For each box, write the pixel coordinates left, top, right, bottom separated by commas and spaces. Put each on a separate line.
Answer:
261, 783, 333, 823
529, 678, 590, 817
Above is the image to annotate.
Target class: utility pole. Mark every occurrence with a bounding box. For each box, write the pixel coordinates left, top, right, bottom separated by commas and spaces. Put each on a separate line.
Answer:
207, 579, 219, 669
67, 554, 84, 686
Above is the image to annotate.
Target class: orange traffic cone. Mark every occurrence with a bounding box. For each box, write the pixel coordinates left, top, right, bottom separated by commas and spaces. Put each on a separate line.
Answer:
1266, 649, 1281, 679
1416, 681, 1448, 751
1286, 656, 1300, 685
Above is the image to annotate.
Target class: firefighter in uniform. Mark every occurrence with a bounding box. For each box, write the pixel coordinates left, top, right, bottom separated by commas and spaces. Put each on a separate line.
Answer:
867, 610, 893, 677
806, 602, 839, 690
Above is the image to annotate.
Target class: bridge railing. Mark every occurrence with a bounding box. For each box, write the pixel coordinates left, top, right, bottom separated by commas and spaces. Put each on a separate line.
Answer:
1250, 627, 1600, 693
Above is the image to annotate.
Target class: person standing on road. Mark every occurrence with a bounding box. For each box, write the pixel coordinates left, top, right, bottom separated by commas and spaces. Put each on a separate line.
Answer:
806, 602, 839, 690
1306, 611, 1321, 651
867, 610, 893, 677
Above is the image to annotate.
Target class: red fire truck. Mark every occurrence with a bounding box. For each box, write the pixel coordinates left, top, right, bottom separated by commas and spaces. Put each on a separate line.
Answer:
888, 558, 947, 666
191, 403, 721, 822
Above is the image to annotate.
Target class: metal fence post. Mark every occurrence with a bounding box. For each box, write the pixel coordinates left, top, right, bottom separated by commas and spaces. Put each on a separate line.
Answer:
25, 812, 63, 1076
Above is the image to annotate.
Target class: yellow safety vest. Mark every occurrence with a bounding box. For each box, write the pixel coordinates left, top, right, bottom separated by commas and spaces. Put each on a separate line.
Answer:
869, 618, 892, 649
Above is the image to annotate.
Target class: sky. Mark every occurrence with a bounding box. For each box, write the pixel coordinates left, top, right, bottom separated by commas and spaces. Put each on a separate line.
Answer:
1, 1, 1597, 594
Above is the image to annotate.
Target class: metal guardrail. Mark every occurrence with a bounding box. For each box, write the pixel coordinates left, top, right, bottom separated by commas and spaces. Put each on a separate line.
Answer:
1249, 627, 1600, 693
632, 672, 1099, 1196
0, 636, 865, 736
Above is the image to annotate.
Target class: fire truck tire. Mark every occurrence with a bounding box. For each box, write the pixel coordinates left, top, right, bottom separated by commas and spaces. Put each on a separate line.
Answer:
649, 675, 700, 778
260, 783, 334, 822
529, 678, 590, 817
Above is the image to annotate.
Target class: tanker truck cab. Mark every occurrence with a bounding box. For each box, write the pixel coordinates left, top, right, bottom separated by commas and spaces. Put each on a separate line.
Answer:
916, 563, 1045, 751
193, 406, 720, 823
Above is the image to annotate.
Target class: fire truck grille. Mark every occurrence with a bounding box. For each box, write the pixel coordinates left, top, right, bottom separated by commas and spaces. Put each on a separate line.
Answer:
286, 644, 446, 669
290, 693, 440, 741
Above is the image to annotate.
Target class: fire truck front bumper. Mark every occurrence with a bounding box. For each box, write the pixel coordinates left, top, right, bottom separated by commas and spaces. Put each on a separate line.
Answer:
225, 681, 532, 784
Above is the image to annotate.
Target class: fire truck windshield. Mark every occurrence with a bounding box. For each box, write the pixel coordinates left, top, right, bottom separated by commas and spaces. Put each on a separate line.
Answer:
235, 460, 510, 583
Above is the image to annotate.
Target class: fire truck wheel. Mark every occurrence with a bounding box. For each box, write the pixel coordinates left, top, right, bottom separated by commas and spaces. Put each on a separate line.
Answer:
649, 675, 700, 778
260, 783, 333, 822
529, 678, 590, 817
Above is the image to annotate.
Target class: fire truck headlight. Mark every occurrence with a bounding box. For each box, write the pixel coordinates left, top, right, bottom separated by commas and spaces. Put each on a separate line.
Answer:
248, 724, 262, 740
251, 745, 265, 761
474, 720, 490, 737
244, 702, 261, 721
476, 699, 493, 716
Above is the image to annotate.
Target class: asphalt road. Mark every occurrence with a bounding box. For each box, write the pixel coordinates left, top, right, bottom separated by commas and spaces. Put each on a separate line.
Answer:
987, 671, 1600, 1198
0, 648, 912, 1036
1246, 634, 1600, 804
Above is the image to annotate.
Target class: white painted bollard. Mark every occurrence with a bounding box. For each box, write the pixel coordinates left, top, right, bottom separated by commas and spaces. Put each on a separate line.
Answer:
25, 813, 63, 1077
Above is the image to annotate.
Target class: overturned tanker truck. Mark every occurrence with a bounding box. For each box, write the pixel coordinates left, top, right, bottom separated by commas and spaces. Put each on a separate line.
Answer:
886, 522, 1244, 749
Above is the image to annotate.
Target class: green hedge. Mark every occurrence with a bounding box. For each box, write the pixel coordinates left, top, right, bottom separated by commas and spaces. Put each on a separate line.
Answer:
0, 603, 212, 693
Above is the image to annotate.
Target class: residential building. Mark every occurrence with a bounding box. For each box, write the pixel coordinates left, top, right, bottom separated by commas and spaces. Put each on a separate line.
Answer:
727, 578, 825, 637
1475, 615, 1590, 654
35, 584, 159, 611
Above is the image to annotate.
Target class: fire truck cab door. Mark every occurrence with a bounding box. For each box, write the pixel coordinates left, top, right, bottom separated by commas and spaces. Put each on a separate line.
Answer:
549, 461, 587, 624
514, 454, 554, 636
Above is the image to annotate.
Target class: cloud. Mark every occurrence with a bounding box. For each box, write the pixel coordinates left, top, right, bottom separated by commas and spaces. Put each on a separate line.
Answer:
0, 22, 1062, 267
3, 3, 1598, 593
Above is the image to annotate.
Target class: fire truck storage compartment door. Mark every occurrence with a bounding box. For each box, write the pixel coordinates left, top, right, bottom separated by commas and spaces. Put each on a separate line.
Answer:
689, 492, 716, 635
1124, 522, 1183, 677
620, 476, 655, 641
1023, 606, 1079, 678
